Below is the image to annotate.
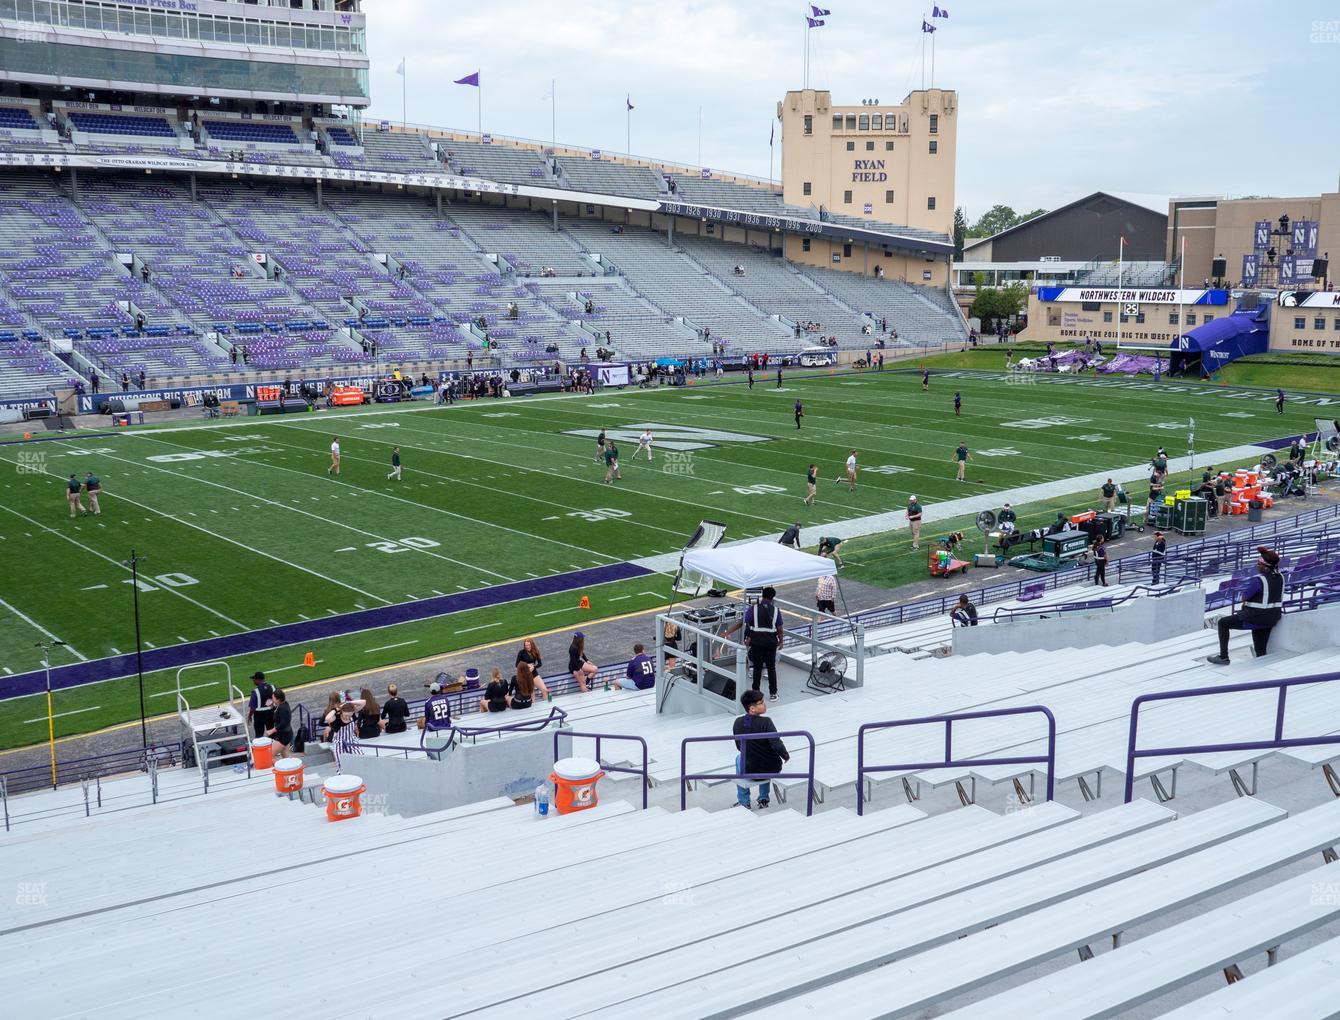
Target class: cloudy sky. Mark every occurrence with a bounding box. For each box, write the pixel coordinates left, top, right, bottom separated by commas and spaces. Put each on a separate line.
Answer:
364, 1, 1340, 219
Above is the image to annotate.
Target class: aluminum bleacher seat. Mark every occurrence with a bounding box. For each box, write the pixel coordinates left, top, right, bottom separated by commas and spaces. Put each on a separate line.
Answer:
439, 138, 549, 185
67, 112, 176, 139
557, 158, 664, 200
202, 119, 300, 146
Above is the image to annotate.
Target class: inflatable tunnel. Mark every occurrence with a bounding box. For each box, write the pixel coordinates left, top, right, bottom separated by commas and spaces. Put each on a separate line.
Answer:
1168, 305, 1270, 377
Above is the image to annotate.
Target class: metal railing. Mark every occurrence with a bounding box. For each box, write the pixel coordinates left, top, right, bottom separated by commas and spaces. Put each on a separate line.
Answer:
680, 730, 817, 816
1123, 671, 1340, 803
856, 707, 1057, 815
0, 743, 180, 797
554, 730, 650, 810
990, 577, 1194, 623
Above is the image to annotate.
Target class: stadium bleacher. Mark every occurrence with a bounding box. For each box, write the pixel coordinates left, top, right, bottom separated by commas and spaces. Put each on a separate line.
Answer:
201, 118, 301, 147
439, 138, 551, 184
0, 106, 41, 132
0, 162, 971, 393
67, 112, 177, 140
556, 157, 665, 200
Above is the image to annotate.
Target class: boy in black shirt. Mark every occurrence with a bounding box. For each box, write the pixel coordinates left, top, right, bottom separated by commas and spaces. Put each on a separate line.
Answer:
732, 690, 789, 809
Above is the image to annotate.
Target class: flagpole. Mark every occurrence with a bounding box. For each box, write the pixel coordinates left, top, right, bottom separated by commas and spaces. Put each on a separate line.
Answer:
804, 21, 810, 89
401, 59, 407, 130
551, 79, 556, 151
477, 82, 482, 136
1116, 238, 1124, 351
921, 14, 927, 90
626, 97, 630, 154
931, 27, 936, 88
697, 106, 702, 168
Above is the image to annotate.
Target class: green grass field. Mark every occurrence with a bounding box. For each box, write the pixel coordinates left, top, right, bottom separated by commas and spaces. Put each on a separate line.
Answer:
0, 367, 1322, 750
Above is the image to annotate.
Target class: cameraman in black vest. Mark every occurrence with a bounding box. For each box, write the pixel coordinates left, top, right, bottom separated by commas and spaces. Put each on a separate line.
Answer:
745, 586, 785, 701
1207, 546, 1284, 665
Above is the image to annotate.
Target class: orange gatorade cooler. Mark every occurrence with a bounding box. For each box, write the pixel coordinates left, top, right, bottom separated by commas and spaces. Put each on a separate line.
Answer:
549, 757, 605, 815
273, 757, 304, 794
322, 775, 366, 822
251, 737, 274, 770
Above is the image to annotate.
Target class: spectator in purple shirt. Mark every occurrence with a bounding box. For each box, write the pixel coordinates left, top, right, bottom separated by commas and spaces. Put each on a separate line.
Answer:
614, 643, 656, 691
419, 678, 454, 733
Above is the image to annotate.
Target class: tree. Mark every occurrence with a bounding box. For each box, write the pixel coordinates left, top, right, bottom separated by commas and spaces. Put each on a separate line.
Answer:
970, 204, 1017, 238
953, 206, 968, 260
969, 281, 1029, 333
1018, 208, 1048, 225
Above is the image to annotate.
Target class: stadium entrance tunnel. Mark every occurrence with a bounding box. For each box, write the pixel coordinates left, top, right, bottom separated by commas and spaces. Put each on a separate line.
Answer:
1169, 305, 1270, 376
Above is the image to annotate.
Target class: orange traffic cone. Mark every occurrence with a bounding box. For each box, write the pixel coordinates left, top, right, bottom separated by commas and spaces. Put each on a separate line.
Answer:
23, 432, 31, 440
578, 595, 590, 609
302, 651, 316, 667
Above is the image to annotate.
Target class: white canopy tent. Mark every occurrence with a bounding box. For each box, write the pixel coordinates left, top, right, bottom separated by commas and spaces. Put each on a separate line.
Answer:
681, 540, 836, 589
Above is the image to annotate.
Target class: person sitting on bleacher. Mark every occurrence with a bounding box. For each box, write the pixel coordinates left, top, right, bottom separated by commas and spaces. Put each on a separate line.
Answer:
380, 684, 410, 734
950, 595, 978, 627
1206, 546, 1285, 666
614, 643, 656, 692
480, 668, 510, 713
420, 678, 454, 733
356, 688, 382, 740
508, 662, 540, 708
568, 631, 600, 693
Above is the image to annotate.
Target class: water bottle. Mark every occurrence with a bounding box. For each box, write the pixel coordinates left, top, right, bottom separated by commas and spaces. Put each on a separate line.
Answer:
535, 783, 550, 817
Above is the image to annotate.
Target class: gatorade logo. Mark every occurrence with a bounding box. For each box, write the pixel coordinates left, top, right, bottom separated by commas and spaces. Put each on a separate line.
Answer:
334, 797, 353, 813
281, 773, 301, 790
574, 785, 595, 806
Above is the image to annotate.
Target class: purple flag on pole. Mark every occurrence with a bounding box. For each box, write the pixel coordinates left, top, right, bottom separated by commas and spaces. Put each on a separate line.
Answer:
807, 16, 825, 27
627, 95, 634, 111
932, 5, 948, 17
810, 5, 831, 15
921, 20, 936, 32
454, 71, 480, 87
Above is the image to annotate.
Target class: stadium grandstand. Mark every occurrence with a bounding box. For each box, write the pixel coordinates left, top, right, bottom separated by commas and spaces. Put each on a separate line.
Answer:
3, 3, 1340, 1019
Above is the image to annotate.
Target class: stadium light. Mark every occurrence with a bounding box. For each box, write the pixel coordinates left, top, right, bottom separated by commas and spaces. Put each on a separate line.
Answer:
121, 550, 149, 750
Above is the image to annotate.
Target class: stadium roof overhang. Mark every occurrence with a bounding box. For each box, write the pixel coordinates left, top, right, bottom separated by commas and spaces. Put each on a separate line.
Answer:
0, 150, 945, 255
658, 200, 954, 258
0, 149, 662, 211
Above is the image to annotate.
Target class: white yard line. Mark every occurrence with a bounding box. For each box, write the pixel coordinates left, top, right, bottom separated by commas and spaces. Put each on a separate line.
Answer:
0, 595, 89, 662
364, 640, 419, 654
150, 681, 218, 699
24, 706, 100, 724
268, 660, 322, 674
0, 503, 248, 632
79, 441, 516, 584
454, 621, 500, 634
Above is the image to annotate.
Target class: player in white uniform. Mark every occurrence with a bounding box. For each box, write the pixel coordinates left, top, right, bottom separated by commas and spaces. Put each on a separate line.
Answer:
632, 429, 654, 461
328, 437, 341, 476
835, 449, 857, 492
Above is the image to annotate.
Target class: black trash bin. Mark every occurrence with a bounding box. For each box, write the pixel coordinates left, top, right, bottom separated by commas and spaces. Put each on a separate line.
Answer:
1247, 499, 1264, 523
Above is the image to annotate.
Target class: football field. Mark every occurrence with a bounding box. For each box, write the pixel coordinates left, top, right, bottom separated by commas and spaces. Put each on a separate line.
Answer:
0, 367, 1322, 749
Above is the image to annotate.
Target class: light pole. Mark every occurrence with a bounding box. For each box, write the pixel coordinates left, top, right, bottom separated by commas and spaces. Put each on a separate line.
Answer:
35, 639, 65, 789
122, 549, 148, 750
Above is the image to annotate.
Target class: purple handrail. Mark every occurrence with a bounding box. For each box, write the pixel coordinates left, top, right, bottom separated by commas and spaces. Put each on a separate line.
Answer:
453, 706, 568, 739
680, 730, 817, 817
1123, 670, 1340, 803
554, 730, 650, 810
990, 578, 1194, 623
856, 706, 1057, 815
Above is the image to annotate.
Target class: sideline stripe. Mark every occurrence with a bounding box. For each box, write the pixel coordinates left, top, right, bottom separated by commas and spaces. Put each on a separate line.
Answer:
0, 561, 650, 700
0, 591, 680, 761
